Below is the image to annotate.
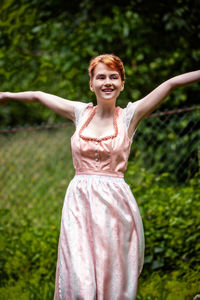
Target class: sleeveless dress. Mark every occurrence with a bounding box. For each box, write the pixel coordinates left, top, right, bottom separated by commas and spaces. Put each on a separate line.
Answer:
54, 101, 145, 300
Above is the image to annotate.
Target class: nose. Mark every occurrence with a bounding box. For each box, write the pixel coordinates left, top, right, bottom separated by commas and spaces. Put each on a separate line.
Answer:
104, 77, 111, 86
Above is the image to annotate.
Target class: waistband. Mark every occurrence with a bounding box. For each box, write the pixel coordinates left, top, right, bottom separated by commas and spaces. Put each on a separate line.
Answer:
75, 170, 124, 178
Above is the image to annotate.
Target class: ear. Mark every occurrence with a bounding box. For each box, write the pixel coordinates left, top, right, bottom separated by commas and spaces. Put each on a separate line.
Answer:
120, 81, 125, 91
89, 80, 94, 92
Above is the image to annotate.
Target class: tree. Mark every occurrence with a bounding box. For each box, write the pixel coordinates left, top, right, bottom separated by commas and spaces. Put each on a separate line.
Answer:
0, 0, 199, 127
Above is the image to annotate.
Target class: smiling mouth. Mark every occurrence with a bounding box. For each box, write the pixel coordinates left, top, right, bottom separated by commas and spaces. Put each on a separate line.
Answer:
102, 89, 114, 92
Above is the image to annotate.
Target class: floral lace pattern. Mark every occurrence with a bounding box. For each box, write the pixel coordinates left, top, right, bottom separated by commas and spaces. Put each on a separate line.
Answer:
74, 102, 93, 128
122, 100, 142, 140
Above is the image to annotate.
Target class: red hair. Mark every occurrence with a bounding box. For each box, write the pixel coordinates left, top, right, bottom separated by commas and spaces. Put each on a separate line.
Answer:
88, 54, 125, 82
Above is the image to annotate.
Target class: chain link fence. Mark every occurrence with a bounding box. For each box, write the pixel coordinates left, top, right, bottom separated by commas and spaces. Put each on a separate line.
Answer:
131, 107, 200, 183
0, 107, 199, 226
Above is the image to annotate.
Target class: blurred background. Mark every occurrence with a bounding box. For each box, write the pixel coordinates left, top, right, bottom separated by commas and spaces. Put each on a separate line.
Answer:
0, 0, 200, 299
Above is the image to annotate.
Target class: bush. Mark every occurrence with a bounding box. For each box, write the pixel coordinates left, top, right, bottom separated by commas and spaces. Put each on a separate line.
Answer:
125, 162, 200, 275
137, 269, 200, 300
0, 214, 58, 300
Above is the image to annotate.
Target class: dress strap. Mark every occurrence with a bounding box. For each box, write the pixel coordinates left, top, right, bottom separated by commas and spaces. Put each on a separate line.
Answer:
73, 102, 93, 127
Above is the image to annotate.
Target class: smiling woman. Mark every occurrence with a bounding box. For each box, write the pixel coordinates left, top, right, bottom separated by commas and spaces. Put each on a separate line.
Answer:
0, 54, 199, 300
89, 63, 124, 110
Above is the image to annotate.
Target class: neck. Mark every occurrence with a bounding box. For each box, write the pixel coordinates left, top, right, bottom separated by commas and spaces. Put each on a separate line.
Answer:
96, 100, 116, 118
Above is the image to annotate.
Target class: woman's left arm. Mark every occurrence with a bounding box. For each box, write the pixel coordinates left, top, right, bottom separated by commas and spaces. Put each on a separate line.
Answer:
131, 70, 200, 131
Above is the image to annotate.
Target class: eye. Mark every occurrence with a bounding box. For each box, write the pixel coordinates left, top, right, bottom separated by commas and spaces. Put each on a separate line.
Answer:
111, 74, 119, 79
96, 75, 105, 80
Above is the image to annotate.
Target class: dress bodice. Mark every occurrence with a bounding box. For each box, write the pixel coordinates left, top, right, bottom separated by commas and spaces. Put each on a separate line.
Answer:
71, 101, 141, 178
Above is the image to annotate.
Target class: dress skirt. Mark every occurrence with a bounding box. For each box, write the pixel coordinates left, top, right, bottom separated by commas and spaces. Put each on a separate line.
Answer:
54, 174, 144, 300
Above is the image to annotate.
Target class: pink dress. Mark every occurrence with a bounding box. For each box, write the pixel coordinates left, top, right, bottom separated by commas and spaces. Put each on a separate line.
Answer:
54, 101, 144, 300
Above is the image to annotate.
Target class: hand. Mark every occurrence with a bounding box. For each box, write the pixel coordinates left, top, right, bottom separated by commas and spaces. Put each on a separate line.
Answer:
0, 92, 8, 105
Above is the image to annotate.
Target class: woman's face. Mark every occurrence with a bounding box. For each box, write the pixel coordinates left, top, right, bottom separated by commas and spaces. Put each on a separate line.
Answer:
90, 63, 124, 104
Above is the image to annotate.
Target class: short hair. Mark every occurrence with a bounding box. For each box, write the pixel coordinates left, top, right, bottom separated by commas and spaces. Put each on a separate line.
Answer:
88, 54, 125, 82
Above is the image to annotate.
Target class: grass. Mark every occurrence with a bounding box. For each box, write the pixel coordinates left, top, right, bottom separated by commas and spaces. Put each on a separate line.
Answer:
0, 126, 75, 227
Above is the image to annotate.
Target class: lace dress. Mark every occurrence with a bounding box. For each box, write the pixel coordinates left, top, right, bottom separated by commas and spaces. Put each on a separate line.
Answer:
54, 101, 144, 300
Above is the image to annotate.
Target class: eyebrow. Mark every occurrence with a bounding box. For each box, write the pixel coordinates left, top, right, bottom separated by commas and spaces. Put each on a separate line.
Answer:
96, 72, 119, 76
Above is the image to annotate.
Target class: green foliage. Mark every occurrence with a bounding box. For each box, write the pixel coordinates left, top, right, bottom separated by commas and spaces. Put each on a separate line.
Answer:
137, 270, 200, 300
125, 163, 200, 275
0, 0, 200, 127
0, 128, 200, 298
0, 127, 75, 299
0, 217, 57, 300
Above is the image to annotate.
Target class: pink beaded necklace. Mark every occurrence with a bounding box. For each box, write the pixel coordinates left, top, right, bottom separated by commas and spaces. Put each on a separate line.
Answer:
79, 106, 120, 142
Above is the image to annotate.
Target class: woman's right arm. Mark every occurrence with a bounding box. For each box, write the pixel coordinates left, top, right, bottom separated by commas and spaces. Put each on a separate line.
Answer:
0, 91, 77, 122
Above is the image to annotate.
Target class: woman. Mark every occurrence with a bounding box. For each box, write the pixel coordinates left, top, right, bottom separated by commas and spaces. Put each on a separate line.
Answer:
0, 54, 199, 299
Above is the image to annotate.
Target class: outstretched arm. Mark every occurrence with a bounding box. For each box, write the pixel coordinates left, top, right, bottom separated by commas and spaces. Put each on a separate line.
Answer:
129, 70, 200, 134
0, 91, 80, 122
